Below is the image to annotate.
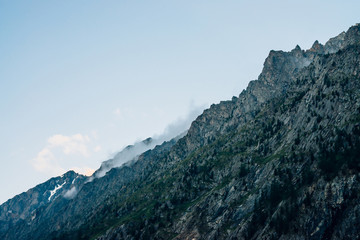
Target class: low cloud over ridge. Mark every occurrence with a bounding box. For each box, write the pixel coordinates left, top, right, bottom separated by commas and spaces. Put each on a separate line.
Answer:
91, 104, 205, 179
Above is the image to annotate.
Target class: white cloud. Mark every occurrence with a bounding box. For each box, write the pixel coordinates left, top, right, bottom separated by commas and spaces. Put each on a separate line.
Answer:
32, 148, 65, 175
32, 133, 94, 177
63, 186, 78, 199
48, 134, 90, 156
93, 104, 205, 178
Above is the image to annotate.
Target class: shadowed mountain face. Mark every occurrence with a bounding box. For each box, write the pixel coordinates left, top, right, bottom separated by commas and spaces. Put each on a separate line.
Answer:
0, 171, 86, 235
1, 24, 360, 240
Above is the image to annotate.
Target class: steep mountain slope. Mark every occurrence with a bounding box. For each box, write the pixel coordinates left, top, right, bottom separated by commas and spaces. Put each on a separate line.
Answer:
92, 24, 360, 240
0, 171, 86, 234
93, 137, 155, 178
1, 24, 360, 240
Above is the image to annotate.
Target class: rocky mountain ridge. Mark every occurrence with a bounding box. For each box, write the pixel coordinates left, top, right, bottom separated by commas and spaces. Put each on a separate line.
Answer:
1, 24, 360, 240
0, 171, 86, 234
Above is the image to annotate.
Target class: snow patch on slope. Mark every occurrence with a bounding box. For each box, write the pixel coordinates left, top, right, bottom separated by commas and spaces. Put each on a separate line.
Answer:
48, 181, 66, 201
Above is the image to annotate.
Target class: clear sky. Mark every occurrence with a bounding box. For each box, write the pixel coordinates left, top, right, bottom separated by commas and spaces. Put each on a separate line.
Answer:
0, 0, 359, 204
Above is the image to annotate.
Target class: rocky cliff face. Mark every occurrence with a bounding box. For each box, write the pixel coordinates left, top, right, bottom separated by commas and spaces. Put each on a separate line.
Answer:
1, 24, 360, 240
0, 171, 86, 234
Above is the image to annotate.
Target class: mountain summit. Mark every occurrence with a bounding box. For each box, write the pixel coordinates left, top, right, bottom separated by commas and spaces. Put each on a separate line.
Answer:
1, 24, 360, 240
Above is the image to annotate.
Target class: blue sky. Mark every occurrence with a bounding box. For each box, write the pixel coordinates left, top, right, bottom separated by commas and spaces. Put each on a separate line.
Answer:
0, 0, 359, 204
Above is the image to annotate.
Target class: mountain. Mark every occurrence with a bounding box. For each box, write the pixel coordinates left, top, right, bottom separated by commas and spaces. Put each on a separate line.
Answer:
93, 137, 155, 178
1, 24, 360, 240
0, 171, 86, 234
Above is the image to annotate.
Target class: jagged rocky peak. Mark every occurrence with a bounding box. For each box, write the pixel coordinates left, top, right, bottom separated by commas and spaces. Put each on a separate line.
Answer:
258, 46, 310, 87
344, 23, 360, 46
61, 169, 79, 179
258, 23, 360, 88
293, 44, 302, 51
324, 31, 346, 53
323, 23, 360, 53
310, 40, 324, 53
